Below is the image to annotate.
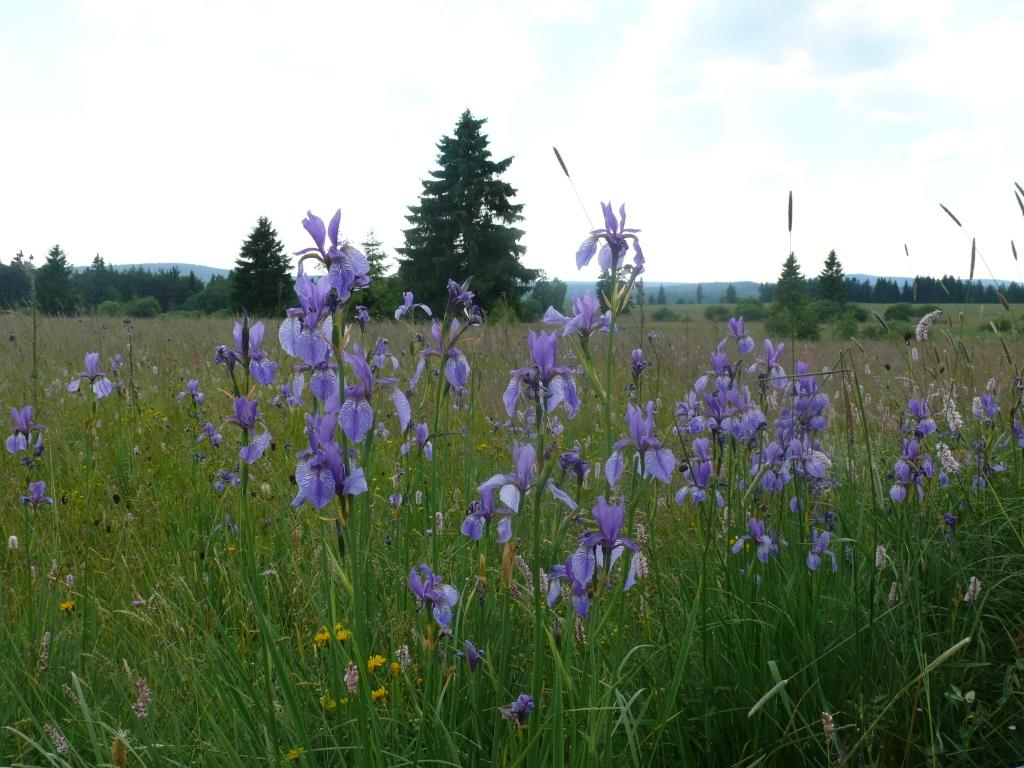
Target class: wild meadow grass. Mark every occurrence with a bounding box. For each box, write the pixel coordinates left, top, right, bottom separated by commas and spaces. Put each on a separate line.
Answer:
1, 293, 1023, 767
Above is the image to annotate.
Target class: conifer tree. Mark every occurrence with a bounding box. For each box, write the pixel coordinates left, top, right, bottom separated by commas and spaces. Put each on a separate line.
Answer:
819, 250, 846, 305
766, 252, 819, 339
35, 245, 79, 314
358, 231, 400, 318
724, 284, 737, 303
656, 284, 667, 304
231, 217, 293, 316
397, 110, 536, 313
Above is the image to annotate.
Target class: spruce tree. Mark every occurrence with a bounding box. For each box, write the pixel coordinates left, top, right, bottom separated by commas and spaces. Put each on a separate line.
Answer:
35, 245, 79, 315
231, 217, 293, 316
766, 253, 818, 339
397, 110, 536, 313
819, 250, 846, 305
695, 284, 704, 304
656, 284, 667, 304
724, 284, 737, 303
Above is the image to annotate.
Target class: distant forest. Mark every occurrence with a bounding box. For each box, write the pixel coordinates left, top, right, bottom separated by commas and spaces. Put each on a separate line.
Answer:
3, 249, 1023, 318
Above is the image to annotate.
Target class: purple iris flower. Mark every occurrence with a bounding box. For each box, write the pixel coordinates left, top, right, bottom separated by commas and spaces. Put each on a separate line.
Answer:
111, 354, 124, 373
21, 480, 53, 507
274, 373, 306, 408
973, 394, 1000, 421
503, 331, 579, 419
605, 402, 676, 488
278, 272, 335, 367
542, 292, 611, 338
176, 379, 205, 405
479, 443, 576, 513
227, 397, 271, 465
214, 469, 240, 492
294, 209, 371, 303
292, 411, 367, 509
501, 694, 535, 725
747, 339, 786, 388
67, 352, 113, 398
198, 421, 223, 447
547, 544, 596, 618
462, 640, 485, 671
401, 423, 433, 461
675, 438, 724, 508
234, 320, 277, 385
338, 346, 411, 442
1014, 420, 1024, 448
631, 348, 649, 380
460, 488, 515, 543
728, 317, 755, 355
575, 202, 642, 275
394, 291, 432, 321
806, 529, 838, 572
752, 440, 792, 493
906, 398, 936, 437
370, 338, 399, 372
446, 279, 481, 322
579, 496, 642, 591
354, 305, 370, 330
410, 319, 471, 394
407, 563, 459, 628
559, 445, 590, 486
7, 406, 43, 455
732, 517, 782, 563
889, 438, 934, 503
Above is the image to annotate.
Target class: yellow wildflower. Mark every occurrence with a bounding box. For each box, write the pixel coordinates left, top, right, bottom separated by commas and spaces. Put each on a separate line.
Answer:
226, 545, 238, 554
320, 692, 337, 710
314, 627, 330, 648
390, 661, 401, 677
367, 654, 386, 673
59, 599, 75, 614
284, 746, 304, 761
371, 686, 388, 702
334, 623, 352, 642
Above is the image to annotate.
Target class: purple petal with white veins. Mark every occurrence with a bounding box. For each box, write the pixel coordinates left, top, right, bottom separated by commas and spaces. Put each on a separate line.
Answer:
605, 451, 624, 488
339, 398, 374, 442
576, 236, 598, 269
93, 377, 113, 398
644, 447, 676, 483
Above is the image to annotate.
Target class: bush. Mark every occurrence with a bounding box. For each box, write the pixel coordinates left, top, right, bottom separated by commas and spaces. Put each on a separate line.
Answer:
703, 305, 731, 321
124, 296, 161, 318
765, 306, 820, 340
518, 298, 543, 323
850, 305, 869, 322
733, 300, 766, 321
97, 300, 123, 317
884, 304, 939, 322
832, 311, 859, 340
651, 307, 678, 322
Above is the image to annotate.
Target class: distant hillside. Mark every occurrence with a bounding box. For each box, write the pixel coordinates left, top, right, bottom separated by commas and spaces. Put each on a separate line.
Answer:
566, 274, 1021, 305
75, 263, 230, 283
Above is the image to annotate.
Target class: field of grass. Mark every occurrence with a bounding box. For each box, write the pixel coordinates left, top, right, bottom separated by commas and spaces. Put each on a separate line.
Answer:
1, 300, 1022, 766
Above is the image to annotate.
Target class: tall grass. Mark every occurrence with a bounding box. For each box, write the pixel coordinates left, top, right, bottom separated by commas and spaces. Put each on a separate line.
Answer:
0, 311, 1021, 767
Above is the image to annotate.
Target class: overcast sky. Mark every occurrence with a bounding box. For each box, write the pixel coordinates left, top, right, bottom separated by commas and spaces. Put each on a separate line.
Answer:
2, 0, 1022, 284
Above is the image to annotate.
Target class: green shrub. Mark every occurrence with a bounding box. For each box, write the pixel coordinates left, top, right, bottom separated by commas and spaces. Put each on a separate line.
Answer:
733, 300, 766, 321
124, 296, 161, 318
703, 305, 731, 321
97, 300, 123, 317
651, 307, 678, 322
518, 298, 543, 322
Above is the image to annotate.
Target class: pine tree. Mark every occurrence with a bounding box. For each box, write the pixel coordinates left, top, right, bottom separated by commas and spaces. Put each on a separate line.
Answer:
655, 284, 667, 304
397, 110, 536, 313
766, 253, 818, 339
695, 284, 704, 305
35, 245, 79, 315
724, 284, 738, 303
231, 217, 293, 316
819, 250, 846, 305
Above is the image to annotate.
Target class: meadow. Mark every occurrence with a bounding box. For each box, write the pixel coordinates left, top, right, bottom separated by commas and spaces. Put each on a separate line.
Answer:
2, 217, 1023, 767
